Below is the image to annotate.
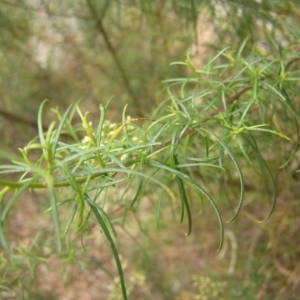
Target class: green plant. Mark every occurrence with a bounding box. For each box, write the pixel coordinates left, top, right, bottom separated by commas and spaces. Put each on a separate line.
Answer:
0, 39, 299, 299
0, 1, 300, 298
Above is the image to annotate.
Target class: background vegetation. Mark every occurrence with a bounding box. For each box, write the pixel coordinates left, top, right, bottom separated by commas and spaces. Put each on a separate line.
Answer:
0, 0, 299, 299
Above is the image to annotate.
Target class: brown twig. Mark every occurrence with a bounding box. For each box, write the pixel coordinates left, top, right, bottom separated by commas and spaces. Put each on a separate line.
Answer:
285, 57, 300, 71
155, 85, 252, 151
0, 109, 48, 131
201, 86, 252, 122
86, 0, 144, 117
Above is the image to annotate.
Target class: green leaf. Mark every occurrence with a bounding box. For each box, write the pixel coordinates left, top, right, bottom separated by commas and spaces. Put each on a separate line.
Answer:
147, 159, 224, 250
85, 194, 127, 300
173, 154, 192, 235
38, 99, 49, 149
198, 128, 245, 223
51, 104, 75, 153
49, 189, 62, 253
131, 164, 145, 207
243, 135, 277, 222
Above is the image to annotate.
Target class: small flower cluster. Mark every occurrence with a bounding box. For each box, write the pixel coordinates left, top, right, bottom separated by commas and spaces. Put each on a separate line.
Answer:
79, 116, 144, 167
192, 275, 227, 300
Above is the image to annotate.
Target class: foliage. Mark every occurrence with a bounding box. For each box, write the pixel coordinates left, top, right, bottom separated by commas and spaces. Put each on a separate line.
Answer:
0, 0, 299, 299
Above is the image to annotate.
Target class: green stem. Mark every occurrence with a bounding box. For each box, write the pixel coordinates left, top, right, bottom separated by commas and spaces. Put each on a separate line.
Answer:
0, 172, 108, 189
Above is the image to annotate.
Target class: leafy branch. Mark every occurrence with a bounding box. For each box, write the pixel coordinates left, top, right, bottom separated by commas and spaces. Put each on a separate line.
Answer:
0, 47, 298, 300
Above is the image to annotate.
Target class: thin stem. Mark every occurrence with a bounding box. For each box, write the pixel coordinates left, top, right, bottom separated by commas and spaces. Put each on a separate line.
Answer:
155, 85, 252, 151
285, 57, 300, 71
0, 172, 106, 189
86, 0, 144, 117
0, 109, 48, 131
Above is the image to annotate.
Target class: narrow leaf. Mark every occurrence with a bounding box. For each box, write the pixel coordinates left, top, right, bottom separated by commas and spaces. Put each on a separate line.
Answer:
85, 194, 127, 300
147, 159, 224, 250
173, 154, 192, 235
198, 128, 245, 222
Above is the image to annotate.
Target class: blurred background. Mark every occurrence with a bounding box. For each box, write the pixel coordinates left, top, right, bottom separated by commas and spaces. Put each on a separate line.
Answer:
0, 0, 300, 299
